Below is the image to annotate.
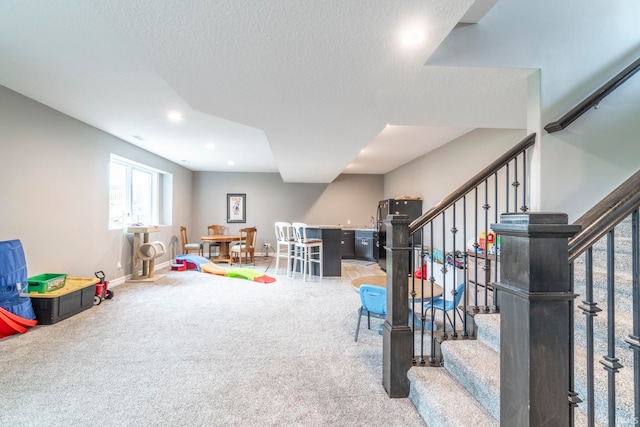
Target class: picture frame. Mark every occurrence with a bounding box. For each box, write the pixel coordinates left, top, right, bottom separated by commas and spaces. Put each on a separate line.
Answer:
227, 193, 246, 223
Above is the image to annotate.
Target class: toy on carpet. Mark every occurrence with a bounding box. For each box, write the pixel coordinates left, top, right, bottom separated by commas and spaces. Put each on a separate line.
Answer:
175, 255, 276, 283
0, 307, 37, 338
93, 270, 114, 306
0, 239, 38, 338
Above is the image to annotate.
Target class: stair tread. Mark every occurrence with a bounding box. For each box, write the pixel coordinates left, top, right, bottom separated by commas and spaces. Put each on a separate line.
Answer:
440, 338, 501, 419
474, 313, 500, 352
459, 309, 636, 425
409, 366, 497, 427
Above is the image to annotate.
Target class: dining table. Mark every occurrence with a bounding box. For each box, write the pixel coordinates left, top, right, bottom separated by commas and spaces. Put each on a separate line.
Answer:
351, 275, 444, 330
200, 234, 240, 264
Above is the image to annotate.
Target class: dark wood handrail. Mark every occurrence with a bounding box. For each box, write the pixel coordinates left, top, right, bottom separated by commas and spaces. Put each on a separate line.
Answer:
568, 169, 640, 262
409, 133, 536, 234
545, 56, 640, 133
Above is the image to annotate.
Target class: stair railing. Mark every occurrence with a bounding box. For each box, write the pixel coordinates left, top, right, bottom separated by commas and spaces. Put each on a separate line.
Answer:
567, 170, 640, 426
545, 56, 640, 133
383, 133, 536, 383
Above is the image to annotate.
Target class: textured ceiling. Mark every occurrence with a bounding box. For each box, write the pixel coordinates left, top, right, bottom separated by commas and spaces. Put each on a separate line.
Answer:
0, 0, 530, 183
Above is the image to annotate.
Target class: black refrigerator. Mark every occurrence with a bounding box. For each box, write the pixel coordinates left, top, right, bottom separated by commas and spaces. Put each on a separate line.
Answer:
376, 199, 423, 271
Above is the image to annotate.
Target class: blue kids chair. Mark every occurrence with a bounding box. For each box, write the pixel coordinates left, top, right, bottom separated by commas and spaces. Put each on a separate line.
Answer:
423, 282, 466, 331
354, 284, 387, 342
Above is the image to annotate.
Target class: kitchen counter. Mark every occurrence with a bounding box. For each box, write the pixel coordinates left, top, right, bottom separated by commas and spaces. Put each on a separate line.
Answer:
307, 225, 376, 231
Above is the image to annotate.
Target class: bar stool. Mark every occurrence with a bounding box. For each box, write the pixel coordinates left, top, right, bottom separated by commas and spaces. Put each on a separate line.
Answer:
274, 222, 294, 275
291, 222, 323, 282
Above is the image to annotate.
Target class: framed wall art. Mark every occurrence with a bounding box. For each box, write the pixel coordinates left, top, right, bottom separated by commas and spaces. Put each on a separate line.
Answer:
227, 193, 246, 223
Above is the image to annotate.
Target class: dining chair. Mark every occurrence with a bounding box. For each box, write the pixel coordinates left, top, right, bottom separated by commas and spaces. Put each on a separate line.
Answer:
354, 285, 386, 342
206, 225, 225, 258
179, 226, 203, 256
274, 222, 294, 275
423, 282, 466, 331
230, 227, 257, 266
291, 222, 323, 282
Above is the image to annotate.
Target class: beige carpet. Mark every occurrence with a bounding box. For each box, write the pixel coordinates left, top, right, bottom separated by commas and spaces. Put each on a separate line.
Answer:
0, 257, 426, 426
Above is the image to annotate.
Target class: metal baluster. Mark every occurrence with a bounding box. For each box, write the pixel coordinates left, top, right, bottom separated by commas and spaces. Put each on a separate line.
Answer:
451, 204, 458, 338
409, 232, 417, 364
568, 262, 582, 424
494, 171, 499, 225
429, 221, 437, 364
513, 155, 519, 212
418, 231, 427, 366
441, 212, 448, 339
624, 208, 640, 424
578, 248, 600, 426
601, 230, 622, 426
521, 151, 529, 212
483, 179, 490, 312
473, 187, 480, 313
625, 209, 640, 425
462, 196, 468, 337
493, 171, 499, 312
505, 163, 510, 213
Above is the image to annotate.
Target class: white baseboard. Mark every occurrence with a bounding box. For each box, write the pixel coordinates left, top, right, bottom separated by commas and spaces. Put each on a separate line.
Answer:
110, 260, 173, 288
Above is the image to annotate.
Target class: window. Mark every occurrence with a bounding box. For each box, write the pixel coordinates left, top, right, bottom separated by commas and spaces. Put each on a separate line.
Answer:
109, 155, 165, 229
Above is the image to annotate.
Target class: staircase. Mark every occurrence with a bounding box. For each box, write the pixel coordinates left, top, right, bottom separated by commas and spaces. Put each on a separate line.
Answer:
408, 314, 499, 426
407, 215, 637, 426
572, 215, 637, 426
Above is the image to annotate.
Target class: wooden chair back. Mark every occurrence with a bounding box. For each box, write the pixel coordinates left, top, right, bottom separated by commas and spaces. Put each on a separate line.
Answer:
231, 227, 257, 265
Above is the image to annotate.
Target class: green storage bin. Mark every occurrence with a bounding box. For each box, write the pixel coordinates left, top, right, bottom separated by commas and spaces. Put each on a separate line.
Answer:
27, 273, 68, 293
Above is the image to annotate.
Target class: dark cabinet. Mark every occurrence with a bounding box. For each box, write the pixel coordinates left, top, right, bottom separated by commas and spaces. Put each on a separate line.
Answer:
355, 230, 376, 261
305, 227, 342, 277
341, 230, 355, 259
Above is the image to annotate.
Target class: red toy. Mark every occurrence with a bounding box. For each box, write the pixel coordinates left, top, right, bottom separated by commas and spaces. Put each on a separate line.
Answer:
171, 260, 187, 271
94, 271, 114, 305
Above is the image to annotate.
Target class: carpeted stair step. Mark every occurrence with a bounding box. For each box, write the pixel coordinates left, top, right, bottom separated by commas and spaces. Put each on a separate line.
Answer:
573, 338, 636, 426
469, 308, 635, 425
573, 249, 633, 286
408, 366, 497, 427
572, 305, 636, 369
439, 338, 501, 420
473, 313, 500, 353
572, 267, 635, 313
614, 216, 633, 238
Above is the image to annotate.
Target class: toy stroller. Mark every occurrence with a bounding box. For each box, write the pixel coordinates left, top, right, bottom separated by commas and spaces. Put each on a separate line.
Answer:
93, 271, 114, 305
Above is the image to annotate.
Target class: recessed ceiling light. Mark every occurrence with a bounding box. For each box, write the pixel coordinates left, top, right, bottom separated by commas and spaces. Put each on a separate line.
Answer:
167, 111, 183, 122
181, 159, 191, 164
132, 135, 145, 141
227, 161, 235, 166
401, 30, 426, 46
205, 143, 215, 150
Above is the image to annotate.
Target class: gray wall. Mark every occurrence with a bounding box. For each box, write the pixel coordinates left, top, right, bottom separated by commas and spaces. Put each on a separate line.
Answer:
191, 172, 384, 250
385, 128, 527, 211
538, 74, 640, 221
3, 75, 635, 284
0, 85, 384, 282
0, 85, 193, 282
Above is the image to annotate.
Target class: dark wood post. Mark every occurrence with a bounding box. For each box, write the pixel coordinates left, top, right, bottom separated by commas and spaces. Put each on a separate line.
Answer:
491, 213, 581, 426
382, 214, 412, 397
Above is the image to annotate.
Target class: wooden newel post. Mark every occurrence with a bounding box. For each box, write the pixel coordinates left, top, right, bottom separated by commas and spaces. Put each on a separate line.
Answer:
491, 213, 581, 426
382, 214, 412, 397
